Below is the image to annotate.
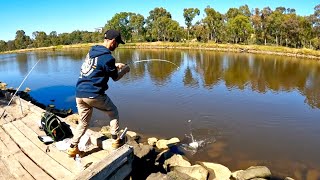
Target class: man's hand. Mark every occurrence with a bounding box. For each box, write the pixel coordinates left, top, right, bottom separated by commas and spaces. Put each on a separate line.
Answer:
116, 63, 130, 73
113, 63, 130, 81
115, 63, 126, 69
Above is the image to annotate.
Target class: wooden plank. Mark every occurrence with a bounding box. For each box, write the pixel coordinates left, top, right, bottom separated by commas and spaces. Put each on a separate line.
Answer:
2, 122, 75, 180
0, 126, 53, 180
0, 159, 16, 180
13, 119, 81, 174
0, 131, 34, 180
19, 113, 102, 166
75, 144, 133, 180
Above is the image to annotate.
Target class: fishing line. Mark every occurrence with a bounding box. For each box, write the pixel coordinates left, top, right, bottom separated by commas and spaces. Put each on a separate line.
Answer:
1, 59, 41, 120
127, 59, 179, 69
0, 59, 43, 146
7, 59, 41, 106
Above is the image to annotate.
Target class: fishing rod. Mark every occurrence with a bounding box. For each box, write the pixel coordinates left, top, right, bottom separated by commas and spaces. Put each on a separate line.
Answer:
127, 59, 179, 69
1, 59, 41, 120
7, 59, 41, 106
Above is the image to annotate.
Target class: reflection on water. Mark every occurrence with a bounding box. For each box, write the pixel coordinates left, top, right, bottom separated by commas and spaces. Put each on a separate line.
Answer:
1, 49, 320, 179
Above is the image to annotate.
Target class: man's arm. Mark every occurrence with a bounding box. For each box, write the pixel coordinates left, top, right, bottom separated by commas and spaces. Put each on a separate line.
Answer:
112, 63, 130, 81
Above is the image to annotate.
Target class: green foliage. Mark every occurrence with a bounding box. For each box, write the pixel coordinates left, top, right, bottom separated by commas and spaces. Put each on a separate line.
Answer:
0, 4, 320, 53
227, 15, 253, 44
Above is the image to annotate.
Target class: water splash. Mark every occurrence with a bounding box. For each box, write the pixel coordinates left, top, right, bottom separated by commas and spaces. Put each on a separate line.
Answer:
180, 120, 216, 155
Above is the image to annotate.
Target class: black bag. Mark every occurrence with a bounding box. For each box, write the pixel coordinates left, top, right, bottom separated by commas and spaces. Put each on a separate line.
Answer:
40, 111, 73, 141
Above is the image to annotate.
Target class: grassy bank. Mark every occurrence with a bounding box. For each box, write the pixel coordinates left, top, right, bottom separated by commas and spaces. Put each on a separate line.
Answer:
1, 42, 320, 59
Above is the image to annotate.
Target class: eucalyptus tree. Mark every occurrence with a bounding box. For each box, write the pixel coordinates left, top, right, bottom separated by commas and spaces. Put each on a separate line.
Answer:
129, 13, 145, 42
298, 16, 312, 48
14, 30, 31, 49
239, 4, 251, 18
281, 13, 300, 47
251, 8, 263, 44
227, 15, 253, 44
193, 22, 209, 42
69, 30, 83, 44
6, 41, 16, 51
266, 8, 285, 46
59, 33, 72, 45
203, 6, 224, 42
145, 7, 172, 41
166, 18, 184, 41
104, 12, 133, 42
0, 40, 7, 52
32, 31, 50, 47
49, 31, 60, 46
260, 7, 273, 45
225, 7, 241, 20
183, 8, 200, 40
311, 4, 320, 49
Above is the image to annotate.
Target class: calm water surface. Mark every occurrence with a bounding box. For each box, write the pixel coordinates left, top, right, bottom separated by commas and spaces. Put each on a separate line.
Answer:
1, 49, 320, 179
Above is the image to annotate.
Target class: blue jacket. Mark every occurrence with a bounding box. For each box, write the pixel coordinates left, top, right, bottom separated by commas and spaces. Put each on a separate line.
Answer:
76, 45, 118, 98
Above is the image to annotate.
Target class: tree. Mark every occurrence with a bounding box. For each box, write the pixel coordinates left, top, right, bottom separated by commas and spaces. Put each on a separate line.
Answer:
203, 6, 224, 42
146, 7, 172, 41
0, 40, 7, 52
227, 15, 253, 44
281, 14, 300, 47
14, 30, 31, 49
49, 31, 60, 46
251, 8, 263, 44
32, 31, 50, 47
267, 10, 284, 45
193, 22, 209, 42
183, 8, 200, 40
226, 7, 241, 20
239, 4, 251, 18
129, 13, 145, 42
104, 12, 133, 42
166, 19, 184, 41
261, 7, 273, 45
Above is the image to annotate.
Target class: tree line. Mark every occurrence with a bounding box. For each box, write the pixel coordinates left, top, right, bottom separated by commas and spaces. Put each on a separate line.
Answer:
1, 4, 319, 52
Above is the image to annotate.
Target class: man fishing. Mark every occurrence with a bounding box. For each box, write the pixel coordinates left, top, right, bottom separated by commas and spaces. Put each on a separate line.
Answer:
67, 29, 130, 157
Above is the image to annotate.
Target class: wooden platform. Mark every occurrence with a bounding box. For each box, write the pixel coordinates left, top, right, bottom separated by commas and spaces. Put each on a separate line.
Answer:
0, 97, 133, 180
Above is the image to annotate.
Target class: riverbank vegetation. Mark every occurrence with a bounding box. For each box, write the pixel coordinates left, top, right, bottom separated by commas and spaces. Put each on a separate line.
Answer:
0, 4, 319, 54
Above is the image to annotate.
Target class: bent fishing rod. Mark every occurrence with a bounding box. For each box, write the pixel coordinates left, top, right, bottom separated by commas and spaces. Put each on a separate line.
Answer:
126, 59, 179, 69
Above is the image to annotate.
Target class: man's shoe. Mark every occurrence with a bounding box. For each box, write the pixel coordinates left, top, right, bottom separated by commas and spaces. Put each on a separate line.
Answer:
112, 138, 125, 149
67, 146, 79, 157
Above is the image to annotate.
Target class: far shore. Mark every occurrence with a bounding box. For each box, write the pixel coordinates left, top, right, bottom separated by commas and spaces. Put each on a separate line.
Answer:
1, 42, 320, 60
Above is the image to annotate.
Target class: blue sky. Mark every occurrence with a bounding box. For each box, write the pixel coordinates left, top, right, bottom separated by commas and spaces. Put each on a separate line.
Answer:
0, 0, 318, 41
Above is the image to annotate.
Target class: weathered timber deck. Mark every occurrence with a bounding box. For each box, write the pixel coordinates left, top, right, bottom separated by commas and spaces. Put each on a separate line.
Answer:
0, 97, 133, 180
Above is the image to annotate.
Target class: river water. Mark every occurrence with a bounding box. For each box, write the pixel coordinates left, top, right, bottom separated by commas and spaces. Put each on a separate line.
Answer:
1, 48, 320, 179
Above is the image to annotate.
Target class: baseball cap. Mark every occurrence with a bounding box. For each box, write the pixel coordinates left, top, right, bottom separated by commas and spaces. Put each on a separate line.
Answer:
104, 29, 125, 44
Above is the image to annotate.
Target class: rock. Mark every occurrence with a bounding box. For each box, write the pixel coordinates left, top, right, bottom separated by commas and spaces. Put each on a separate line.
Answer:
0, 82, 7, 90
284, 177, 295, 180
24, 87, 31, 92
167, 170, 197, 180
163, 154, 191, 171
126, 138, 153, 159
155, 149, 174, 165
156, 137, 180, 150
231, 166, 271, 180
146, 172, 170, 180
66, 113, 79, 124
156, 139, 169, 150
169, 165, 208, 180
167, 137, 180, 146
148, 137, 158, 146
197, 162, 231, 180
100, 126, 112, 138
126, 130, 138, 139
